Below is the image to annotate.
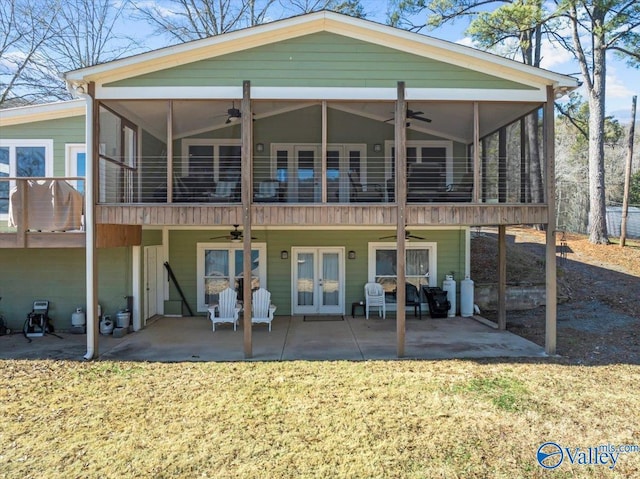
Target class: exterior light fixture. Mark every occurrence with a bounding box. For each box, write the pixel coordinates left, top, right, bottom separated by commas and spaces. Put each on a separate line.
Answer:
373, 143, 382, 152
256, 143, 265, 152
348, 250, 356, 260
281, 250, 289, 260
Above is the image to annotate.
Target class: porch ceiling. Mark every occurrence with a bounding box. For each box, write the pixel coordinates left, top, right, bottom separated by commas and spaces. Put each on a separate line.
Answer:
104, 99, 543, 143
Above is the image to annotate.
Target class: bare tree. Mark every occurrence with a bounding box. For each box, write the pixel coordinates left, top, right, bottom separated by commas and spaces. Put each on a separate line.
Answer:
0, 0, 61, 106
557, 0, 640, 244
132, 0, 279, 43
1, 0, 141, 107
284, 0, 366, 16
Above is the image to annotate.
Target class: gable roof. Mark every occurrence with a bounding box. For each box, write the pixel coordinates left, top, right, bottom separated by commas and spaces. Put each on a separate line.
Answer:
64, 11, 577, 93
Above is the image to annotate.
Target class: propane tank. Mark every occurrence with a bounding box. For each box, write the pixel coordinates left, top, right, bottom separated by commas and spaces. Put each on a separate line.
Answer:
460, 276, 474, 317
99, 315, 114, 335
442, 274, 457, 317
71, 307, 86, 327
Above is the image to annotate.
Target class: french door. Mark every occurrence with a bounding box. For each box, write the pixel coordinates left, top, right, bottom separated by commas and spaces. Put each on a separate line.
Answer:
272, 144, 366, 203
292, 247, 344, 315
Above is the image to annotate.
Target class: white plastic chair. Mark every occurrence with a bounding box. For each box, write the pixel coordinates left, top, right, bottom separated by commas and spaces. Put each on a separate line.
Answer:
251, 287, 276, 332
364, 282, 386, 319
208, 287, 239, 331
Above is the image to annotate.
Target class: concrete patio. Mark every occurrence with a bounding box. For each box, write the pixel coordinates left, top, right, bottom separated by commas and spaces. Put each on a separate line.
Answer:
0, 314, 546, 361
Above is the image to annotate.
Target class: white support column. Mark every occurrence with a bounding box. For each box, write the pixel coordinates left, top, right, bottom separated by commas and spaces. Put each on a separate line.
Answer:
84, 84, 98, 360
132, 245, 142, 331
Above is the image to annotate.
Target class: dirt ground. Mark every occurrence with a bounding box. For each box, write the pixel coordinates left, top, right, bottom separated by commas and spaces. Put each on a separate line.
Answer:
471, 226, 640, 365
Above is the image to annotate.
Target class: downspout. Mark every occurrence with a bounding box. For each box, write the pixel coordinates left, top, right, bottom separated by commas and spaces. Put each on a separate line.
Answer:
79, 83, 98, 360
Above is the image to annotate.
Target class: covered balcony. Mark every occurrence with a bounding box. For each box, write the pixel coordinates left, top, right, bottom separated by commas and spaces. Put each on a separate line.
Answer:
93, 95, 552, 227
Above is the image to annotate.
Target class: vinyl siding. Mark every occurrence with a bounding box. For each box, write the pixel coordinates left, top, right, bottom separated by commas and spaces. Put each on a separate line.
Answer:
105, 32, 535, 91
0, 115, 85, 176
0, 247, 131, 330
166, 228, 465, 317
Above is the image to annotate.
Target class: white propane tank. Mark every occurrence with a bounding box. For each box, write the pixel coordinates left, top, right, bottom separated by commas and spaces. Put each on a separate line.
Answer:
100, 315, 114, 335
71, 307, 86, 327
442, 274, 457, 317
460, 276, 474, 317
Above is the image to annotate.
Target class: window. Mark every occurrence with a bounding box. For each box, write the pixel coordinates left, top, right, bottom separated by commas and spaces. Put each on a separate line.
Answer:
182, 139, 241, 182
196, 243, 267, 312
368, 242, 437, 304
0, 140, 53, 216
385, 140, 453, 187
65, 144, 86, 193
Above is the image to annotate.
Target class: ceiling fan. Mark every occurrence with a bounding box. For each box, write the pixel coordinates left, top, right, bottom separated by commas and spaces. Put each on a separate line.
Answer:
225, 102, 241, 124
384, 109, 432, 124
210, 224, 256, 242
379, 230, 425, 241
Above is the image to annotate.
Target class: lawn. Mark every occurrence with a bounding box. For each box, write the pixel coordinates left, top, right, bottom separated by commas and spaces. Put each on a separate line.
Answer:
1, 359, 639, 478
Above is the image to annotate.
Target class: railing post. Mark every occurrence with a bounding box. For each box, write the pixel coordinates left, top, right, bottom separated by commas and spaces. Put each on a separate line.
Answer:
16, 179, 27, 247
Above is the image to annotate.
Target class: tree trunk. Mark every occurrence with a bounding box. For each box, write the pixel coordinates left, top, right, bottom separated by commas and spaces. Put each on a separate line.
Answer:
587, 31, 609, 244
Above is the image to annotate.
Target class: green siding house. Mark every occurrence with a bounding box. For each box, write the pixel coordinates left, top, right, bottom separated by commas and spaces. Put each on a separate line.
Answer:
0, 11, 577, 358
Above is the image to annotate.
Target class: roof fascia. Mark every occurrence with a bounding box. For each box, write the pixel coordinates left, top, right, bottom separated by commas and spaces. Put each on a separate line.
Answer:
0, 99, 85, 127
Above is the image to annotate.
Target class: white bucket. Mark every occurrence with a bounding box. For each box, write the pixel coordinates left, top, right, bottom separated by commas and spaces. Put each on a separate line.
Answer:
116, 311, 130, 329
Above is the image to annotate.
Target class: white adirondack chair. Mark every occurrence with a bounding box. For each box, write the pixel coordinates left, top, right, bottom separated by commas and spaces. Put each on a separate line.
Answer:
208, 287, 239, 331
364, 282, 386, 319
251, 287, 276, 332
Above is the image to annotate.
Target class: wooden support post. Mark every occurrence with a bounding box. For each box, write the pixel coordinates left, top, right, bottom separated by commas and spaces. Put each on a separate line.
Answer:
498, 127, 507, 203
544, 85, 557, 355
241, 80, 253, 359
16, 179, 27, 247
520, 118, 527, 203
396, 81, 407, 358
321, 100, 327, 203
166, 100, 173, 203
498, 225, 507, 330
473, 102, 480, 203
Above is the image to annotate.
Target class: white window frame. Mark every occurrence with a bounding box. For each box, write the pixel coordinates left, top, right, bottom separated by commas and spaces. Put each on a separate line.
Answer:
271, 143, 367, 203
384, 140, 453, 186
65, 143, 86, 190
196, 242, 267, 312
0, 139, 54, 177
368, 241, 438, 307
0, 139, 54, 219
181, 138, 242, 181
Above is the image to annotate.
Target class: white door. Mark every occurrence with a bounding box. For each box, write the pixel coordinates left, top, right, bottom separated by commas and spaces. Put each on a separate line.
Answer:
292, 247, 344, 315
144, 246, 162, 323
